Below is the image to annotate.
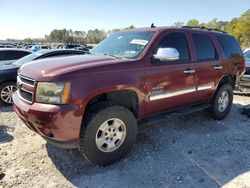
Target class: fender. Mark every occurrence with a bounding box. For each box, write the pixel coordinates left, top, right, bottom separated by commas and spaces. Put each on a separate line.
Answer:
79, 84, 145, 118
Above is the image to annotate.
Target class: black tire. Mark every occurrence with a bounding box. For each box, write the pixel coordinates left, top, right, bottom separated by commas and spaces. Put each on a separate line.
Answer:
79, 101, 137, 166
207, 83, 233, 120
0, 82, 17, 106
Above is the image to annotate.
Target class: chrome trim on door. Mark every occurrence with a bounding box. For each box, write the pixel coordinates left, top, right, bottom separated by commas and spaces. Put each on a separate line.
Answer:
183, 69, 196, 74
214, 66, 223, 70
149, 87, 196, 101
197, 83, 214, 91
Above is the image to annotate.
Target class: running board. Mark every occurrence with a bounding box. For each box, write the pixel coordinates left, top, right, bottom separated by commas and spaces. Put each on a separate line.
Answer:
140, 103, 211, 122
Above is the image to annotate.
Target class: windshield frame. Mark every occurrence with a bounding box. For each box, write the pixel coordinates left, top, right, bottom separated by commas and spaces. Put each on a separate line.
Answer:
90, 30, 158, 60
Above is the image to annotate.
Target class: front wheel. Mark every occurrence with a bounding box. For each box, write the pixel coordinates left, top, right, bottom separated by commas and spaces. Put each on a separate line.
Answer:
207, 83, 233, 120
79, 102, 137, 166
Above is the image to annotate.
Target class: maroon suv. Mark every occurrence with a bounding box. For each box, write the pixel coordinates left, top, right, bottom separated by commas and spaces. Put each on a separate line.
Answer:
13, 26, 245, 165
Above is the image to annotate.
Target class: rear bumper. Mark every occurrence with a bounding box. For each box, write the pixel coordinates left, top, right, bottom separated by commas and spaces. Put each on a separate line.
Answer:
239, 75, 250, 88
13, 92, 83, 148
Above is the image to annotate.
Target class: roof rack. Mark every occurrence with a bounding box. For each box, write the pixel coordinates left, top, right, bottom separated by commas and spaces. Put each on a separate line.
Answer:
181, 26, 227, 34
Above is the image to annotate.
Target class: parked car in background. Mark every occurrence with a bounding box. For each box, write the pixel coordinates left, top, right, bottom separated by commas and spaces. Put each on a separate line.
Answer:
41, 45, 51, 49
238, 49, 250, 92
63, 43, 81, 49
74, 47, 89, 52
0, 43, 17, 48
0, 48, 31, 66
13, 26, 245, 165
0, 45, 15, 48
243, 48, 250, 53
0, 49, 85, 105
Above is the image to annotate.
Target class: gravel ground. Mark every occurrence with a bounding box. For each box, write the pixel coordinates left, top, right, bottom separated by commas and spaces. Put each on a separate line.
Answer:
0, 95, 250, 188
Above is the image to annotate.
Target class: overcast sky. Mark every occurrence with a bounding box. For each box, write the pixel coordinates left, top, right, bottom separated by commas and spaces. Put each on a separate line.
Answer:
0, 0, 249, 40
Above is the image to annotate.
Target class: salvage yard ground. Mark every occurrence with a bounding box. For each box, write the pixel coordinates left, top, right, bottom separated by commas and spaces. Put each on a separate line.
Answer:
0, 95, 250, 188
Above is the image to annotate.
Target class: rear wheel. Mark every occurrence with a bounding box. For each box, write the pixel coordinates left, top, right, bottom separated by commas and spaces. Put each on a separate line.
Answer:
0, 82, 17, 105
79, 102, 137, 166
207, 83, 233, 120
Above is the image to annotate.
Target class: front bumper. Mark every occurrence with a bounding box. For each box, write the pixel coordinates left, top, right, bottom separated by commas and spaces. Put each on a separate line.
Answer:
13, 92, 83, 149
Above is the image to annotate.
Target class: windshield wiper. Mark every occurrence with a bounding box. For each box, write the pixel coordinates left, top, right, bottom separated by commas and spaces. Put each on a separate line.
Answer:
103, 53, 122, 59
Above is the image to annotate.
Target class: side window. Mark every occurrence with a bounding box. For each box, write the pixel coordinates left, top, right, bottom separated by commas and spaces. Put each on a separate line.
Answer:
158, 32, 190, 61
3, 51, 17, 60
0, 52, 5, 61
15, 51, 30, 59
192, 34, 216, 61
217, 35, 243, 59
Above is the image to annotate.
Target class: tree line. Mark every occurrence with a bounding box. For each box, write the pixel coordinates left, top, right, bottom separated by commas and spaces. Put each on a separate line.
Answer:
23, 9, 250, 48
174, 9, 250, 48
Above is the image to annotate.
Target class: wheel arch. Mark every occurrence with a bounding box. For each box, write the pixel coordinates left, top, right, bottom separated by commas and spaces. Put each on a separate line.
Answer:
216, 74, 236, 90
82, 88, 142, 119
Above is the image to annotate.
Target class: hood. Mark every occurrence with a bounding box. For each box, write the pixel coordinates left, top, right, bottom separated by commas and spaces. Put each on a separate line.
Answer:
0, 63, 19, 71
20, 54, 124, 81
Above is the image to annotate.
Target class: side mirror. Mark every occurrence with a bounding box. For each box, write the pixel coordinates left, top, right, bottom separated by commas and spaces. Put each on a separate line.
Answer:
153, 48, 179, 62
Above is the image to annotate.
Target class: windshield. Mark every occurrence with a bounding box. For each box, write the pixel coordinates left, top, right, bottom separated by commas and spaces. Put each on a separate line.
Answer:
91, 31, 156, 59
244, 50, 250, 60
13, 52, 41, 66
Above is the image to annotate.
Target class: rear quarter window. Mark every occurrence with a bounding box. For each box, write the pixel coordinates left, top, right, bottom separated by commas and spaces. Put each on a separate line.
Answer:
217, 35, 243, 59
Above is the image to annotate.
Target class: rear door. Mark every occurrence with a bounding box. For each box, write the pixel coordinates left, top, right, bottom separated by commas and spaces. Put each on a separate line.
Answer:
144, 31, 197, 116
192, 33, 222, 102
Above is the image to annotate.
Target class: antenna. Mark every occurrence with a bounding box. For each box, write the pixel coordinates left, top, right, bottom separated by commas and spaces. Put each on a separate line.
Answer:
151, 23, 156, 28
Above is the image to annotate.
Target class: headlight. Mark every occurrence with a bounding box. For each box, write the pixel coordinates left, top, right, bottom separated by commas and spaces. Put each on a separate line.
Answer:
36, 82, 71, 104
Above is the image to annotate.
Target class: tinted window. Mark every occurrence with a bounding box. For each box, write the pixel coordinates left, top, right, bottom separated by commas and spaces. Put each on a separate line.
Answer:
192, 34, 216, 60
13, 51, 30, 59
3, 51, 16, 60
158, 32, 190, 61
0, 52, 5, 61
3, 51, 30, 60
217, 35, 243, 59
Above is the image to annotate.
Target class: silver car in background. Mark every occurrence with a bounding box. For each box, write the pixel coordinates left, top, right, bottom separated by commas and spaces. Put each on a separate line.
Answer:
238, 50, 250, 92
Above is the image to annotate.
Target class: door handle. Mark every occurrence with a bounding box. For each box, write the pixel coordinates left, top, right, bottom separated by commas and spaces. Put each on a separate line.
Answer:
214, 65, 223, 70
184, 69, 196, 74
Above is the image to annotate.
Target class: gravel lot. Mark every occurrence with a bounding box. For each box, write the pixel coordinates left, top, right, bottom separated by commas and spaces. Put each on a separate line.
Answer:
0, 95, 250, 188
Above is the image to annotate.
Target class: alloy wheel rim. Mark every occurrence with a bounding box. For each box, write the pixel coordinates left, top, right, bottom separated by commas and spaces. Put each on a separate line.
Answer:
1, 85, 17, 104
95, 118, 126, 152
218, 91, 229, 112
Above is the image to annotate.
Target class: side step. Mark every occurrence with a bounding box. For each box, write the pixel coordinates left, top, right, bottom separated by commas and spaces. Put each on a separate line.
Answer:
166, 103, 210, 118
141, 103, 210, 122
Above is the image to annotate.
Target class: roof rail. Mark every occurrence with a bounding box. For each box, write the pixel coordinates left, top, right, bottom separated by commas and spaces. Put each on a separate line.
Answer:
181, 26, 227, 34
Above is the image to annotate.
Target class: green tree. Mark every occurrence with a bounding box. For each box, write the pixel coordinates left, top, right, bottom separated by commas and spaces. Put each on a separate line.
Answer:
186, 19, 199, 26
173, 22, 184, 27
226, 9, 250, 48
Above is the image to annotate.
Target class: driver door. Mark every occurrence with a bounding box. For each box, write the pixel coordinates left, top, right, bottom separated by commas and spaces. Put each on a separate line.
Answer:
144, 31, 197, 116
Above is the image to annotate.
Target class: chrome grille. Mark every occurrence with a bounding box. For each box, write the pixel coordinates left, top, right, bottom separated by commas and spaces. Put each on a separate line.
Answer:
17, 75, 35, 104
20, 76, 35, 87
